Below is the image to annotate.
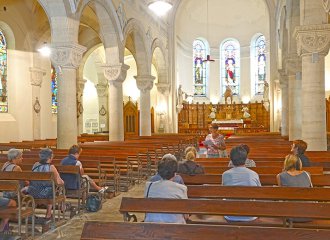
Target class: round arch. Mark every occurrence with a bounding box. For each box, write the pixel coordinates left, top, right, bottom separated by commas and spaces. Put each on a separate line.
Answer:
151, 38, 167, 84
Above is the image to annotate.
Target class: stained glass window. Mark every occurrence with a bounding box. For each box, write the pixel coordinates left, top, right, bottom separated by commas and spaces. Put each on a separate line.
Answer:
51, 66, 58, 114
0, 29, 8, 112
193, 39, 207, 96
254, 35, 266, 95
220, 39, 240, 96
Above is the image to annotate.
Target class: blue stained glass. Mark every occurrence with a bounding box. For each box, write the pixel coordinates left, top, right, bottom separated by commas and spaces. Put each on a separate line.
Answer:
221, 39, 240, 96
0, 29, 8, 112
193, 39, 207, 96
255, 35, 266, 95
51, 66, 58, 114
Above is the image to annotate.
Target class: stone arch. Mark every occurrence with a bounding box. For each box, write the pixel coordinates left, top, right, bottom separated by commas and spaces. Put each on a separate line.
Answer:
123, 18, 150, 75
0, 21, 15, 49
77, 0, 123, 64
151, 38, 167, 84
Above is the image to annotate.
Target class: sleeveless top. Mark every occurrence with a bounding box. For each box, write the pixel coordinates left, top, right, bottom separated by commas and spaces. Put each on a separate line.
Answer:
1, 162, 19, 199
28, 162, 53, 199
279, 171, 312, 187
61, 155, 79, 190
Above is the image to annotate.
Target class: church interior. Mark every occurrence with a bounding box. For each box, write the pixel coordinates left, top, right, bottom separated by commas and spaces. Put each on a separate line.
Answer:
1, 0, 330, 239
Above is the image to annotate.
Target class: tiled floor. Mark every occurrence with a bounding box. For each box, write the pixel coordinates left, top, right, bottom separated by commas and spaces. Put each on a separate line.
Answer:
36, 183, 145, 240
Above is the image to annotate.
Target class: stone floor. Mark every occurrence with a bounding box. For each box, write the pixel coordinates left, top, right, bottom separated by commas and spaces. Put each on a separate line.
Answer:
36, 183, 145, 240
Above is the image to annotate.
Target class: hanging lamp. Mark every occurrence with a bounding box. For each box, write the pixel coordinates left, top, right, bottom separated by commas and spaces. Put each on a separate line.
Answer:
203, 0, 214, 62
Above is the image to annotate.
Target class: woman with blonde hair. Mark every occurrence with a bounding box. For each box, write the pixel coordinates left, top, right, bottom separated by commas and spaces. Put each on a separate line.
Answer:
178, 149, 204, 175
277, 154, 312, 187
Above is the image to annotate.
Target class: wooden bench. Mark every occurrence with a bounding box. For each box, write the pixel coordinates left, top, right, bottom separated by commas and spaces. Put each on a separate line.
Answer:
187, 185, 330, 201
0, 172, 65, 227
181, 174, 330, 186
119, 197, 330, 228
0, 180, 35, 238
203, 166, 323, 175
80, 221, 330, 240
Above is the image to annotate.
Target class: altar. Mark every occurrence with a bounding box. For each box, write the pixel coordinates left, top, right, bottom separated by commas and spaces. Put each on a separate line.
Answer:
212, 119, 244, 134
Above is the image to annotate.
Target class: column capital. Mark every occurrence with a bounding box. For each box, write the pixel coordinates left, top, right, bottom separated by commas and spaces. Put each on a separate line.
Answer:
103, 63, 130, 87
156, 83, 171, 96
135, 75, 156, 92
278, 70, 288, 88
283, 55, 302, 75
323, 0, 330, 13
77, 78, 87, 94
294, 24, 330, 56
50, 43, 87, 69
29, 67, 46, 87
96, 84, 108, 97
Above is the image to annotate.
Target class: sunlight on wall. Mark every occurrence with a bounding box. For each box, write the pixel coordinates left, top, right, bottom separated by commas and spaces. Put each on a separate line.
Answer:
123, 55, 140, 101
83, 79, 99, 133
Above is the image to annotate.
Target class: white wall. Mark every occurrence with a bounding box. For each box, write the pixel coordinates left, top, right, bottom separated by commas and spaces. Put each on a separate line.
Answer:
175, 0, 270, 104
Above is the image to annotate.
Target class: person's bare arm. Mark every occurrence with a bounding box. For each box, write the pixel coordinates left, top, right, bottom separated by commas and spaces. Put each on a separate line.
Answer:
50, 165, 64, 185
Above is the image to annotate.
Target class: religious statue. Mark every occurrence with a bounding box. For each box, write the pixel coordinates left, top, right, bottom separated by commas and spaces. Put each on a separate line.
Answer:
224, 86, 233, 104
263, 81, 269, 102
208, 107, 217, 120
242, 106, 251, 119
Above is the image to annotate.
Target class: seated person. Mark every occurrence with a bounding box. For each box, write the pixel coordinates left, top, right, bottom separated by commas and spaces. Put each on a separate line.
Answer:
28, 148, 64, 220
0, 197, 16, 233
144, 154, 188, 223
178, 150, 204, 175
1, 148, 25, 199
291, 140, 311, 167
149, 153, 184, 185
222, 145, 261, 222
277, 154, 312, 187
184, 146, 198, 158
228, 144, 256, 168
60, 145, 107, 193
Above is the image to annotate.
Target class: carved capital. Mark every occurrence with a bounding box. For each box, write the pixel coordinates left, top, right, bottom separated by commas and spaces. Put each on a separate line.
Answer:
103, 63, 130, 87
29, 67, 46, 87
96, 84, 108, 97
323, 0, 330, 12
278, 70, 288, 87
51, 43, 87, 69
295, 24, 330, 56
77, 78, 87, 94
135, 75, 156, 92
156, 83, 171, 96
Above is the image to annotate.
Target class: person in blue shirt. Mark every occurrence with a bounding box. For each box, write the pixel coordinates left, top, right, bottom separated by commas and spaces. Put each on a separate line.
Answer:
222, 145, 261, 222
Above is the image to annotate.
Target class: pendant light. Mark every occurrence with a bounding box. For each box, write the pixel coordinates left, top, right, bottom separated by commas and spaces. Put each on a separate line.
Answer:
203, 0, 214, 62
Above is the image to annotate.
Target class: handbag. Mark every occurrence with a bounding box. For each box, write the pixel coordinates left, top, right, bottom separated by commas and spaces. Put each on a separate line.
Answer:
86, 193, 102, 212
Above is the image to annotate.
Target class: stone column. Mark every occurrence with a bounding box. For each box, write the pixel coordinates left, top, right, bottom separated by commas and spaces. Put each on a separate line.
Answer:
77, 78, 86, 135
285, 57, 302, 140
30, 67, 45, 140
156, 83, 171, 133
135, 75, 156, 136
279, 71, 289, 137
96, 84, 108, 132
51, 43, 86, 149
103, 64, 130, 141
295, 24, 330, 150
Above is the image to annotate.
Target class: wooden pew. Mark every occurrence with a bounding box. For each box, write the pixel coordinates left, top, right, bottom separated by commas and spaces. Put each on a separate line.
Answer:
119, 197, 330, 228
181, 174, 330, 186
203, 166, 323, 175
187, 185, 330, 201
0, 180, 35, 238
80, 221, 330, 240
0, 172, 65, 227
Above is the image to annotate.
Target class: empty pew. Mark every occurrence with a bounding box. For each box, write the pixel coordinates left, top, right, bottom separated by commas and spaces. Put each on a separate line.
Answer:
80, 221, 330, 240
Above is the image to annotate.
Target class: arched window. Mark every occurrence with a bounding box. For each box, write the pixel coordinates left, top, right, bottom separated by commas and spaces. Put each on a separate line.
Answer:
253, 35, 266, 95
193, 39, 208, 96
220, 39, 240, 96
51, 66, 58, 114
0, 29, 8, 112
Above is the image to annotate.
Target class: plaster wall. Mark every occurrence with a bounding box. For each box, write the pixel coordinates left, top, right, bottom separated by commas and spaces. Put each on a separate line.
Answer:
175, 0, 270, 104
